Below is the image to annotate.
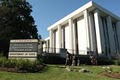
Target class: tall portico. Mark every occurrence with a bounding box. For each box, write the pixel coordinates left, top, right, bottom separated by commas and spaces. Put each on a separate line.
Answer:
47, 1, 120, 58
94, 9, 105, 54
84, 9, 91, 51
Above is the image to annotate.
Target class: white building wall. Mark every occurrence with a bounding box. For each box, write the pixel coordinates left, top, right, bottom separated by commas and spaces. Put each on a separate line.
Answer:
65, 24, 70, 50
84, 10, 90, 51
94, 9, 105, 55
89, 13, 97, 52
55, 30, 59, 53
99, 16, 105, 54
116, 21, 120, 51
49, 30, 53, 53
58, 25, 62, 49
73, 21, 77, 54
68, 19, 73, 53
107, 16, 116, 54
43, 43, 46, 52
77, 16, 87, 55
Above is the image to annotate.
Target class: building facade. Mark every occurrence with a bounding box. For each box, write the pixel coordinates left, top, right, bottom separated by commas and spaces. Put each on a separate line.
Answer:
45, 1, 120, 58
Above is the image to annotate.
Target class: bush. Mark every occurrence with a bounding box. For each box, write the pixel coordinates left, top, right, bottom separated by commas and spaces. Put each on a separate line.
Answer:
0, 58, 9, 68
2, 59, 11, 68
0, 52, 4, 57
0, 58, 44, 72
0, 59, 18, 68
113, 60, 120, 65
97, 59, 114, 65
0, 58, 4, 67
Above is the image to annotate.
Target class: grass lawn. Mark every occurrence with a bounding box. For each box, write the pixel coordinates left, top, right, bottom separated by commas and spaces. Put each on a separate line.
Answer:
0, 65, 120, 80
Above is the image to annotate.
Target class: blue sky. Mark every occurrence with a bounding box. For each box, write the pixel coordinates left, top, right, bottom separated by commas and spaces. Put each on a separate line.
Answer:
28, 0, 120, 39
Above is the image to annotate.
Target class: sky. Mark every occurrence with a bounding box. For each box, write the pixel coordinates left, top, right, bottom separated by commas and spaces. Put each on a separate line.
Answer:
28, 0, 120, 39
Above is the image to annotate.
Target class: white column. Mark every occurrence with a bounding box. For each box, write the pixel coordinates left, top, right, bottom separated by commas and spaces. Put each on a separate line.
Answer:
49, 30, 53, 53
69, 18, 73, 54
84, 9, 91, 51
89, 13, 97, 52
73, 21, 77, 54
58, 25, 62, 52
94, 9, 105, 54
107, 16, 116, 54
47, 40, 49, 52
116, 21, 120, 51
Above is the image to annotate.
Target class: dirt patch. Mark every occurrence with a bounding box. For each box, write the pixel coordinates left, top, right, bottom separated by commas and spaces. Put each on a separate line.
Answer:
0, 65, 45, 73
99, 72, 120, 79
0, 68, 17, 72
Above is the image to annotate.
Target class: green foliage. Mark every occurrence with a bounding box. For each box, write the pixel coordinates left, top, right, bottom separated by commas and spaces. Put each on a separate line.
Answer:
0, 0, 38, 40
0, 58, 44, 72
17, 59, 40, 71
0, 58, 17, 68
0, 52, 3, 57
97, 59, 114, 65
113, 60, 120, 65
0, 57, 5, 67
2, 59, 10, 68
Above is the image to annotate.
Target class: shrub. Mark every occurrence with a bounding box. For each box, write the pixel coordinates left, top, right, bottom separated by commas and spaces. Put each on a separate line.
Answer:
0, 58, 9, 68
19, 59, 31, 70
0, 52, 4, 57
0, 58, 44, 72
113, 60, 120, 65
0, 59, 17, 68
2, 59, 11, 68
97, 59, 114, 65
0, 58, 4, 67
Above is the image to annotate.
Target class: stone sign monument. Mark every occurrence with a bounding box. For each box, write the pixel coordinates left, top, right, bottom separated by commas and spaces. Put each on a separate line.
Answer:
8, 39, 38, 60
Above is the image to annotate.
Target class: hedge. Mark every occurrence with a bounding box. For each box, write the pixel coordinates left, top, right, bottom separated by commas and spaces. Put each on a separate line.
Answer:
0, 58, 44, 72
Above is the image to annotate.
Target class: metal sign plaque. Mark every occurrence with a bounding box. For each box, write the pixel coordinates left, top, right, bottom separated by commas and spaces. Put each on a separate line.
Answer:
8, 39, 38, 60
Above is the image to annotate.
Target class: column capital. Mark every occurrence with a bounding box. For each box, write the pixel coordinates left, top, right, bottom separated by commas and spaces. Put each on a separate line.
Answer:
68, 18, 73, 22
50, 29, 53, 32
84, 9, 88, 13
94, 9, 100, 13
107, 16, 111, 20
58, 24, 61, 28
116, 21, 120, 24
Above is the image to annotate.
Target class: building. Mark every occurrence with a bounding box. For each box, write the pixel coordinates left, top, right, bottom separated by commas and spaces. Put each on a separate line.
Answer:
44, 1, 120, 59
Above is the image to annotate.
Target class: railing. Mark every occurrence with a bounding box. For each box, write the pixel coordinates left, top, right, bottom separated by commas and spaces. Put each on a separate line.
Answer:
43, 47, 60, 53
42, 47, 96, 56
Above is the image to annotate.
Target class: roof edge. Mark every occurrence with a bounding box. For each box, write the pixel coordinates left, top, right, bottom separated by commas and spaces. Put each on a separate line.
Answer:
47, 1, 93, 31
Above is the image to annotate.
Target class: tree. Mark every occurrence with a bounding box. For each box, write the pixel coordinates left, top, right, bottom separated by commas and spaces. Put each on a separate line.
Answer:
0, 0, 39, 57
0, 0, 38, 40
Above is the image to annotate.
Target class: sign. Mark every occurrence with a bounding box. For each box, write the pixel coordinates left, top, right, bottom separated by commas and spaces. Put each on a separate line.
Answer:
8, 39, 38, 60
